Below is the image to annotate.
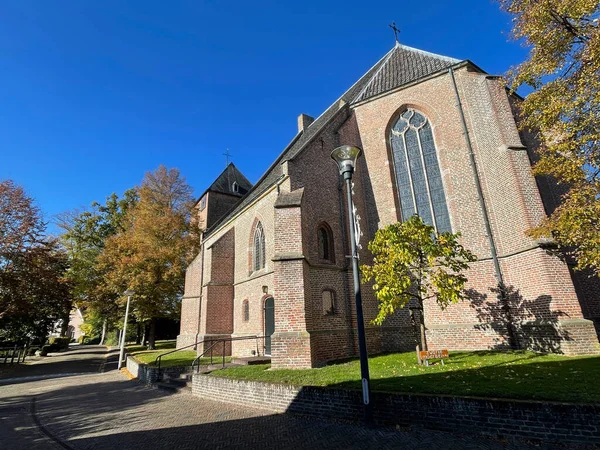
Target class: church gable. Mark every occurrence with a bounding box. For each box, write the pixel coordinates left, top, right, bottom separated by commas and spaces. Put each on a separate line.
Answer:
353, 43, 462, 104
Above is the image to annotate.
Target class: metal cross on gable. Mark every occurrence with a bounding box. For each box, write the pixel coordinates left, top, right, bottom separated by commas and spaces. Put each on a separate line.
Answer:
389, 22, 400, 43
223, 148, 232, 166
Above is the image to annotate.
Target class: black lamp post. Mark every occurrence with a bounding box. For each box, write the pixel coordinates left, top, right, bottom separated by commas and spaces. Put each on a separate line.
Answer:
331, 145, 372, 424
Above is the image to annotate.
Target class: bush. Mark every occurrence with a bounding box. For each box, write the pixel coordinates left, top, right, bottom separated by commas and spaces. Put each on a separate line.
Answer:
26, 346, 40, 356
104, 334, 120, 346
86, 336, 101, 345
48, 337, 70, 350
38, 345, 52, 356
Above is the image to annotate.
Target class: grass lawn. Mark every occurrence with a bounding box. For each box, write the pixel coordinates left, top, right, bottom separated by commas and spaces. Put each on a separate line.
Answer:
126, 340, 231, 368
210, 350, 600, 404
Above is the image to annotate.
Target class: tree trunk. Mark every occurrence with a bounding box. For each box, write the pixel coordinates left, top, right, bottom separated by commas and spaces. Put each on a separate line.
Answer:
419, 302, 428, 352
135, 322, 141, 345
59, 311, 70, 337
147, 318, 156, 350
141, 324, 147, 347
99, 318, 107, 346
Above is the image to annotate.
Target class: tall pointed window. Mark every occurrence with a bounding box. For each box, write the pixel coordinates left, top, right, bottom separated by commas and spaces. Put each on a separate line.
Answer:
317, 223, 334, 263
390, 109, 451, 233
253, 222, 266, 271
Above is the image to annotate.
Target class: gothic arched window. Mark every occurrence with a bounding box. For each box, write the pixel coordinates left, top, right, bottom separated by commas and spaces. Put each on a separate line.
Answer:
390, 109, 451, 233
253, 222, 266, 271
317, 223, 334, 263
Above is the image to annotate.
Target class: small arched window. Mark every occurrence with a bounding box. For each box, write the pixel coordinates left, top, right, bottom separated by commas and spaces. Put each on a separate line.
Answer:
242, 299, 249, 322
317, 223, 334, 263
322, 289, 336, 315
253, 222, 266, 271
390, 109, 451, 233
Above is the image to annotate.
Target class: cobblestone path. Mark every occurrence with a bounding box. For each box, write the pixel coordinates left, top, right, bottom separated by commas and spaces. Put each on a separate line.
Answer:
0, 346, 593, 449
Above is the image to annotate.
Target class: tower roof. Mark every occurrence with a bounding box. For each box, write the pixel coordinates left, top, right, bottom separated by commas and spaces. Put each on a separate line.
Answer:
199, 162, 252, 200
352, 43, 462, 104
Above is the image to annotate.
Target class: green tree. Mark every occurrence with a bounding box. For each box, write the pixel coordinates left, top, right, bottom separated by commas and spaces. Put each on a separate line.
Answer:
59, 190, 138, 344
499, 0, 600, 274
361, 216, 476, 357
99, 166, 199, 349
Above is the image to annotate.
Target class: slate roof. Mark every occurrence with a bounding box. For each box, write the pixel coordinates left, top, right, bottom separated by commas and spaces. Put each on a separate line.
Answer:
200, 163, 252, 200
353, 43, 462, 104
204, 43, 464, 237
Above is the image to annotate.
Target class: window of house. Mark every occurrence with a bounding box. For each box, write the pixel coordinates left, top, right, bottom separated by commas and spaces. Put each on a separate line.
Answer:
253, 222, 266, 271
242, 299, 249, 322
390, 109, 451, 233
322, 290, 336, 315
199, 195, 207, 211
232, 181, 239, 193
317, 223, 334, 263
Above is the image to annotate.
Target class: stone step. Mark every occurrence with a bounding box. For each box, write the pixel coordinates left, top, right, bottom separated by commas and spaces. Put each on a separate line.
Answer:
231, 356, 271, 366
155, 378, 191, 395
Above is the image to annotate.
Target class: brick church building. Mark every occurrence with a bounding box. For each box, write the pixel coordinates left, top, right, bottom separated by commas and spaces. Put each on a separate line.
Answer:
177, 42, 600, 368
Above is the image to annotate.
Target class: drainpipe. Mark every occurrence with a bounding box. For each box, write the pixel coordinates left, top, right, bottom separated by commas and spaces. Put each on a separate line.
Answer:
448, 67, 518, 349
196, 231, 205, 350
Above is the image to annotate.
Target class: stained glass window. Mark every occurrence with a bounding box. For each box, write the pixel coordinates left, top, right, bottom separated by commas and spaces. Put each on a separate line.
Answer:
390, 109, 451, 233
253, 222, 266, 271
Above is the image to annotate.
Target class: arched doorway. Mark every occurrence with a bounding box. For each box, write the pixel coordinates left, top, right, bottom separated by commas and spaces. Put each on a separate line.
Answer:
263, 296, 275, 356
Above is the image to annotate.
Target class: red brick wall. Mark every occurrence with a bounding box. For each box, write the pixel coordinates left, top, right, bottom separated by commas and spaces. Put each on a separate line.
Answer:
180, 62, 600, 367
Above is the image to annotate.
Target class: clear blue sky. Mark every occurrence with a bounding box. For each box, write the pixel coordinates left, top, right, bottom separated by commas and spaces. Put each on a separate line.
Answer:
0, 1, 527, 232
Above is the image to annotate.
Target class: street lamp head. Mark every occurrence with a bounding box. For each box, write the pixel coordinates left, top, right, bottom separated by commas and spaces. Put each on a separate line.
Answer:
331, 145, 362, 176
123, 290, 135, 296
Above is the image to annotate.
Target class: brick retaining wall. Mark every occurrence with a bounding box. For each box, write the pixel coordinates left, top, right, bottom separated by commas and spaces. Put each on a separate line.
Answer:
193, 375, 600, 443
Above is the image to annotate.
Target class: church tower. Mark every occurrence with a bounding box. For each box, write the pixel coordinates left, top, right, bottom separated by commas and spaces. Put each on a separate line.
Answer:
177, 163, 252, 350
196, 163, 252, 232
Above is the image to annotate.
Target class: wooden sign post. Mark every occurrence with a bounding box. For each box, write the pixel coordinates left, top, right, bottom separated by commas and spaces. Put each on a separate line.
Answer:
419, 349, 449, 367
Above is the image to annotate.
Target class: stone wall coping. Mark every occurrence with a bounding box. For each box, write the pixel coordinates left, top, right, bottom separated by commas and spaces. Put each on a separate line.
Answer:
206, 374, 599, 408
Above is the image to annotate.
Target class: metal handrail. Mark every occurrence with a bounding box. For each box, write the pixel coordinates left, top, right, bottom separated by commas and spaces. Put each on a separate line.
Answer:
0, 345, 28, 364
191, 335, 266, 373
154, 338, 211, 376
154, 335, 268, 381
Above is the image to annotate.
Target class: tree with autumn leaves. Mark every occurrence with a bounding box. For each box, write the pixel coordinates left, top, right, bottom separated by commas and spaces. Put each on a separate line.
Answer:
500, 0, 600, 275
0, 180, 72, 343
97, 166, 199, 349
61, 166, 198, 349
59, 190, 138, 344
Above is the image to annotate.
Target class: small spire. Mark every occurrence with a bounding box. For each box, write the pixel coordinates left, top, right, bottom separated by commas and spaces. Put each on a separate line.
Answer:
223, 148, 232, 166
389, 22, 400, 44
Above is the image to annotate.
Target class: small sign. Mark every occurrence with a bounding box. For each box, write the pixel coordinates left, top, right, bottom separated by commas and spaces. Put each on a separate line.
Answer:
419, 349, 449, 366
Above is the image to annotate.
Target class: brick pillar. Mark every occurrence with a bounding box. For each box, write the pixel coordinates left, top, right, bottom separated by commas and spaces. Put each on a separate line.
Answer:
177, 251, 203, 349
197, 228, 235, 357
272, 188, 313, 368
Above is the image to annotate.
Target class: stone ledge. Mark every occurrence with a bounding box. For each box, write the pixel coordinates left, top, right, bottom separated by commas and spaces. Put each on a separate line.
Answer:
274, 188, 304, 208
272, 253, 305, 262
193, 374, 600, 444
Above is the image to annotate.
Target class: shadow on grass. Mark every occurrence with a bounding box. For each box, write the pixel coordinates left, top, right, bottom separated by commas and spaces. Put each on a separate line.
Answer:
330, 354, 600, 404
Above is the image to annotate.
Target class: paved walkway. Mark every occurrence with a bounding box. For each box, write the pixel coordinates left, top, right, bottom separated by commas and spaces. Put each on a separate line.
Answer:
0, 346, 593, 449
